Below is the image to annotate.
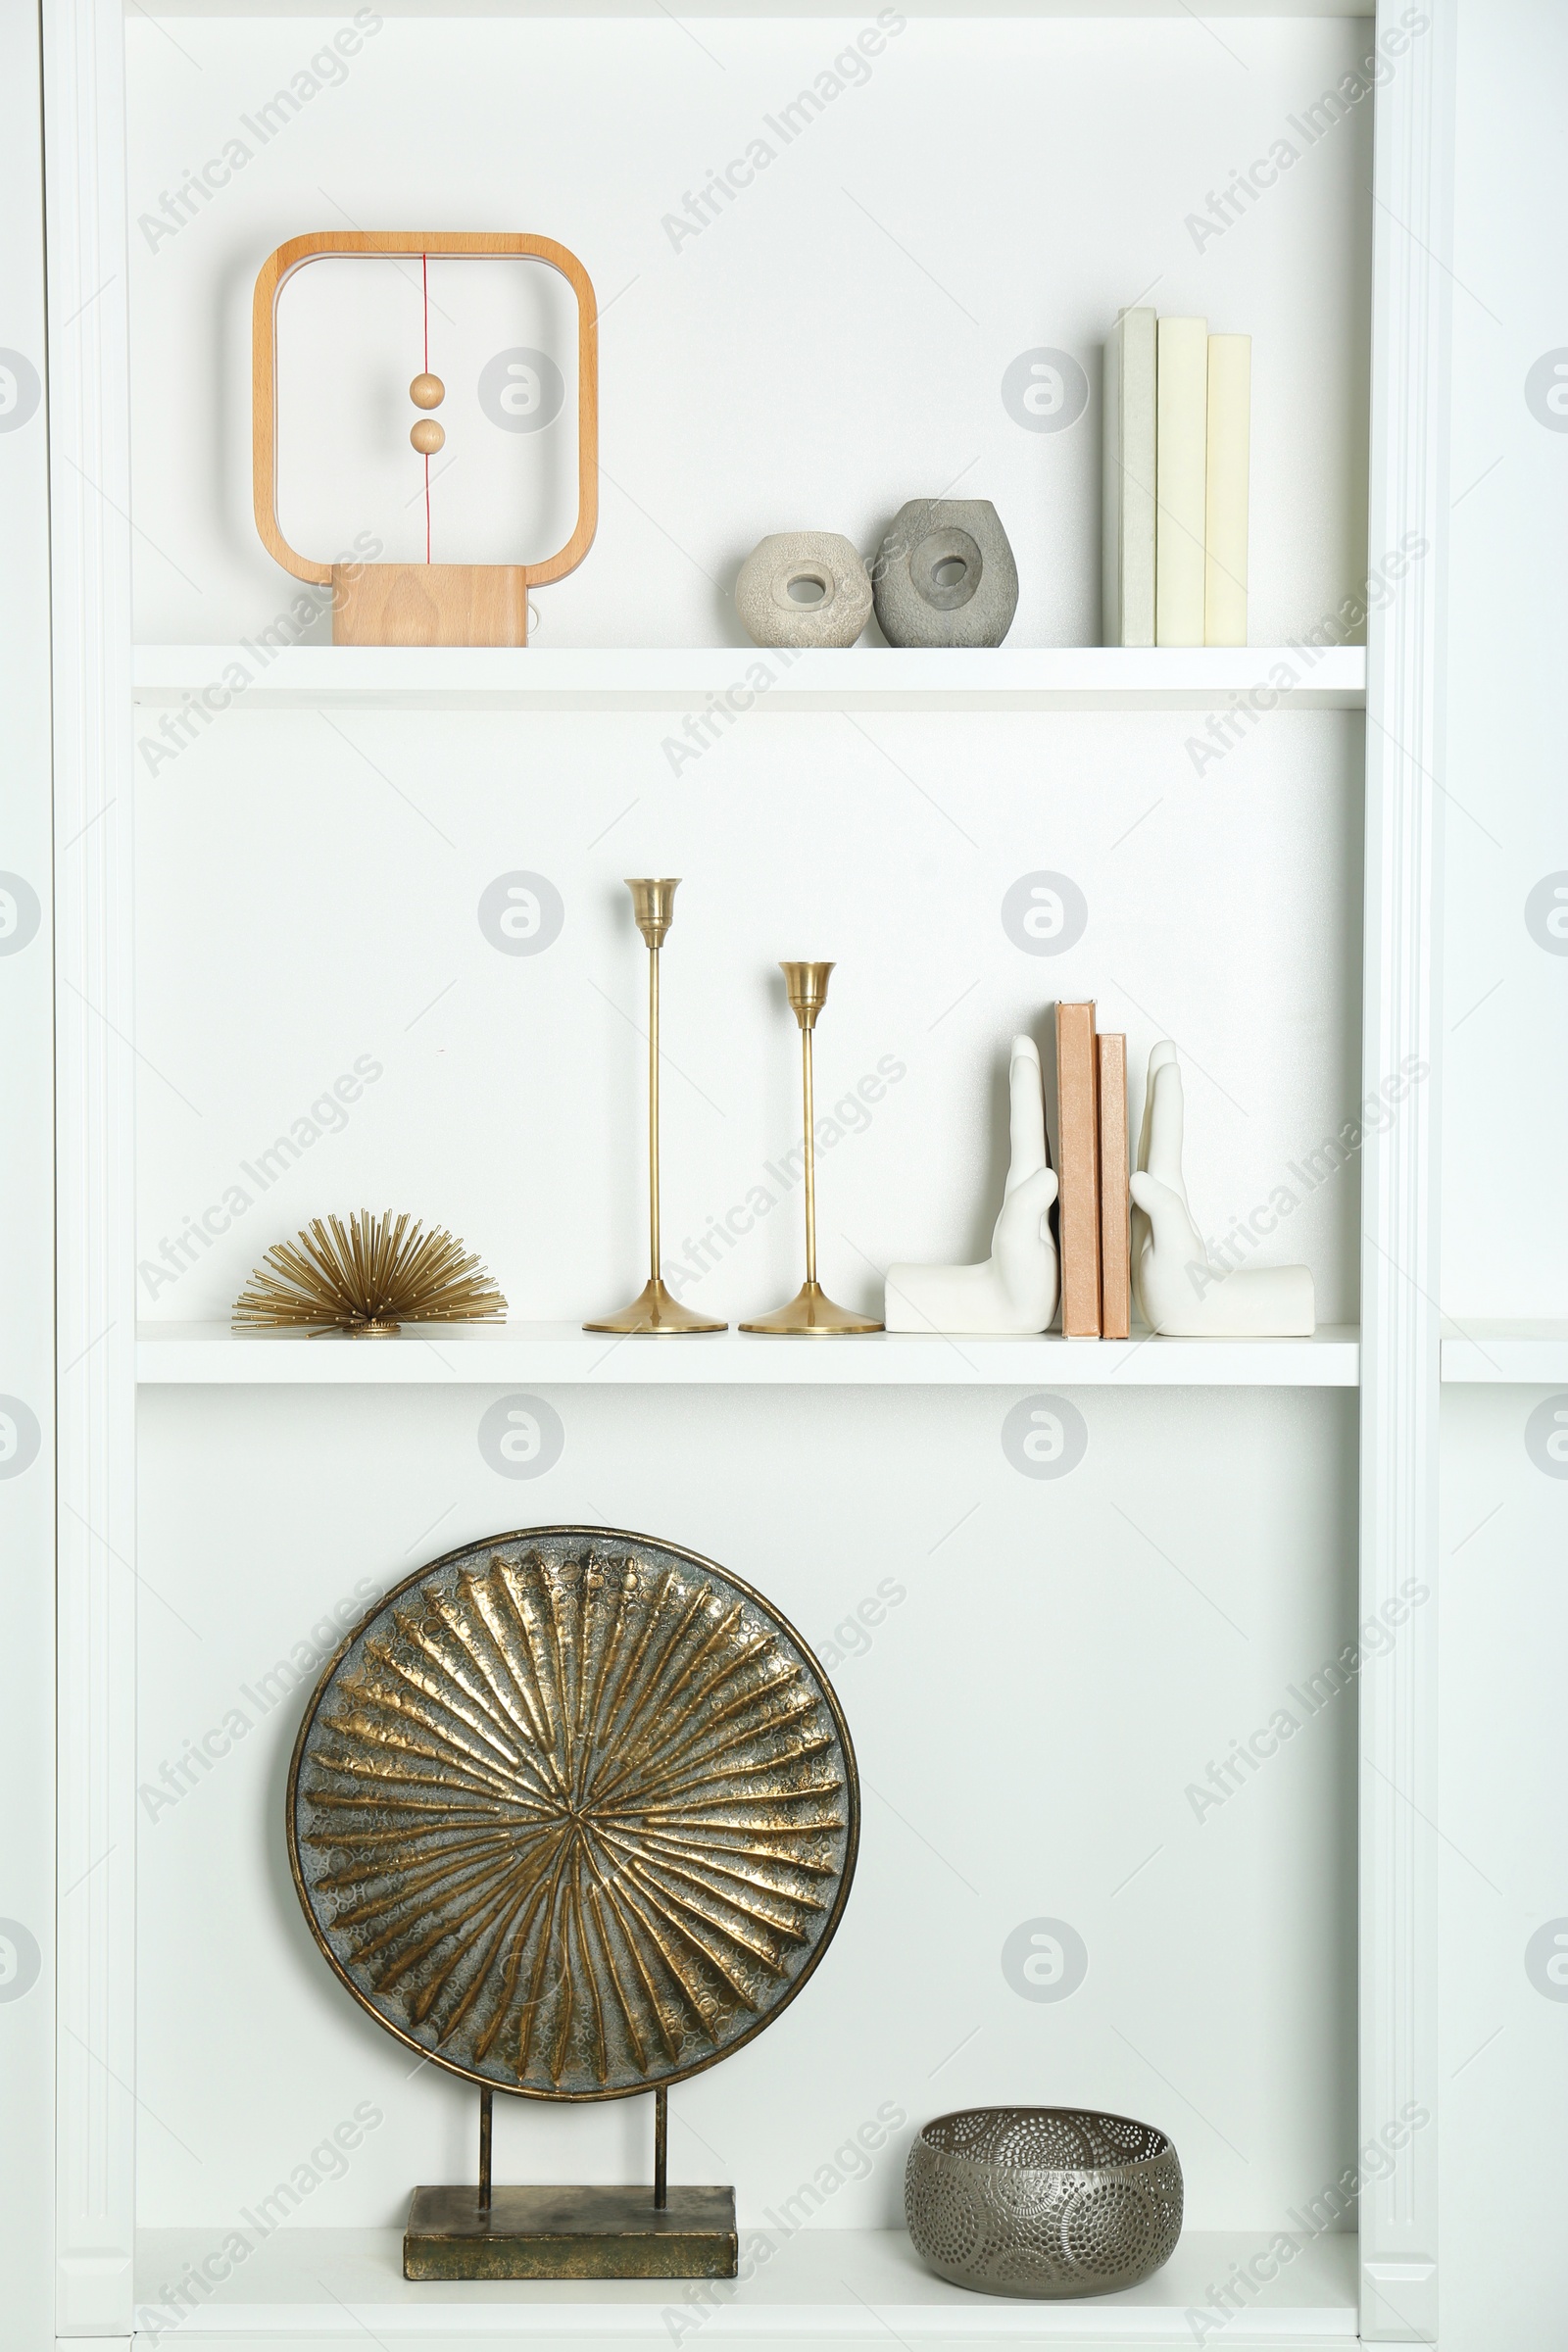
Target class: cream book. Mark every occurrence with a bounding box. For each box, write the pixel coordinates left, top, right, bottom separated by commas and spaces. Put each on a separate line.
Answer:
1204, 332, 1251, 647
1102, 308, 1156, 648
1155, 317, 1207, 647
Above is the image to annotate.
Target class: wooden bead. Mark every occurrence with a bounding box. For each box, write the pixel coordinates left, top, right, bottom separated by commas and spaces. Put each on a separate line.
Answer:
409, 371, 445, 410
410, 417, 445, 456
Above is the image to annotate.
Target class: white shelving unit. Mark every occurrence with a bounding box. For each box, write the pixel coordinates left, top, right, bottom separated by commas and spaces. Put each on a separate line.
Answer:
137, 1321, 1362, 1386
134, 2225, 1359, 2344
129, 644, 1368, 712
25, 0, 1546, 2346
1440, 1323, 1568, 1384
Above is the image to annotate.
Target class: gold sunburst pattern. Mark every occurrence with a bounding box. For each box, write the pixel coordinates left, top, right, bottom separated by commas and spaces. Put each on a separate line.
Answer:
287, 1529, 858, 2099
233, 1211, 505, 1336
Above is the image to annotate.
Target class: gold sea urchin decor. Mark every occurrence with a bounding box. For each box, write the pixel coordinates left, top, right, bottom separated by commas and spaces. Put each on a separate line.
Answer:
287, 1528, 858, 2278
233, 1211, 506, 1337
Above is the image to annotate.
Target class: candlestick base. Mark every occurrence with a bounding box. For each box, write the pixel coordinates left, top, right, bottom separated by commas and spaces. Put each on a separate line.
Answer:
740, 1281, 883, 1336
584, 1277, 725, 1335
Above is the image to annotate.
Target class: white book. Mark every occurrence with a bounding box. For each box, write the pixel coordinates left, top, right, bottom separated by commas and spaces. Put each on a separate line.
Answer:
1204, 333, 1251, 647
1101, 308, 1156, 647
1154, 317, 1207, 647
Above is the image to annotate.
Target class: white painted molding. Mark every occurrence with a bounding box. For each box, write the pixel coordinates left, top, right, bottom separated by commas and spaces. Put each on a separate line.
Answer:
1358, 0, 1455, 2340
42, 0, 138, 2335
0, 4, 61, 2342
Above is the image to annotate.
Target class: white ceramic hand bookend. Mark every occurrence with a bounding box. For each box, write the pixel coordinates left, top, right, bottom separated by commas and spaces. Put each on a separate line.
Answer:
884, 1037, 1059, 1333
1129, 1041, 1315, 1337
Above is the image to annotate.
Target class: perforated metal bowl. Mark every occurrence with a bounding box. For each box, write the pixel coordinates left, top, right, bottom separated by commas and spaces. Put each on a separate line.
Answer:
904, 2106, 1183, 2299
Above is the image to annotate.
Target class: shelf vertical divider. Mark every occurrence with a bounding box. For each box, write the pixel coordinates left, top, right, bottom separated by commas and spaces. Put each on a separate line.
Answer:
1357, 0, 1456, 2338
44, 0, 139, 2334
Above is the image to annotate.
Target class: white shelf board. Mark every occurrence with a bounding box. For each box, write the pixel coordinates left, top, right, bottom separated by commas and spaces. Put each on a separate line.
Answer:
135, 2225, 1359, 2343
136, 1322, 1360, 1387
141, 2, 1375, 19
129, 645, 1367, 715
1441, 1320, 1568, 1384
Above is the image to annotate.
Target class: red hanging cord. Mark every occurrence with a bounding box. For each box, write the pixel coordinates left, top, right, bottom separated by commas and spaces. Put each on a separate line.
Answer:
421, 252, 431, 564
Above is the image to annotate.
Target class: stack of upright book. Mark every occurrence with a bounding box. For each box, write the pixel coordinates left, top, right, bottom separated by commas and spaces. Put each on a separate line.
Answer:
1054, 1003, 1131, 1341
1102, 309, 1251, 649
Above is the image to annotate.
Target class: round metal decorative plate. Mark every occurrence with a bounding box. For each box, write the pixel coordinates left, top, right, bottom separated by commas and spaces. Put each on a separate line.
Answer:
287, 1528, 858, 2099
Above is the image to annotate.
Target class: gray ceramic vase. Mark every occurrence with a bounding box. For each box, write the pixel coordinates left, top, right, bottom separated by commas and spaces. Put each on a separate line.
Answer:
872, 499, 1018, 647
904, 2106, 1183, 2299
735, 532, 873, 649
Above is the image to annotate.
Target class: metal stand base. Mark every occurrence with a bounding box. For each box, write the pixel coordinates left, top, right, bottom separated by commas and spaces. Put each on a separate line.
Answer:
740, 1279, 883, 1335
584, 1276, 725, 1334
403, 2183, 738, 2280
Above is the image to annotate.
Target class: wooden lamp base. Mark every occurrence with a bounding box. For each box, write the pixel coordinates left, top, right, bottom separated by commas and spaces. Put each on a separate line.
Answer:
330, 562, 530, 647
255, 234, 598, 650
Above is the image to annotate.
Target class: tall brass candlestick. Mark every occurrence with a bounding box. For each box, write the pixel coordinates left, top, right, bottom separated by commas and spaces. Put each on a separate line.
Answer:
741, 961, 882, 1336
584, 880, 725, 1335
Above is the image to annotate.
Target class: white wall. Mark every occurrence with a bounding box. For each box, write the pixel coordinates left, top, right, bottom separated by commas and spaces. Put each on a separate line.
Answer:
126, 14, 1371, 648
1439, 1388, 1568, 2352
1438, 4, 1568, 2347
131, 706, 1365, 1330
1441, 0, 1568, 1317
137, 1378, 1358, 2231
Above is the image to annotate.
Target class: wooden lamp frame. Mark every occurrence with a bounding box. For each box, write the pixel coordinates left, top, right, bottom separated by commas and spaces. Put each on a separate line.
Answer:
252, 230, 599, 646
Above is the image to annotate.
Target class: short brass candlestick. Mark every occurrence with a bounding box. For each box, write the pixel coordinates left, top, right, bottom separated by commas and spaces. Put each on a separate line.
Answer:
584, 880, 725, 1335
741, 961, 882, 1336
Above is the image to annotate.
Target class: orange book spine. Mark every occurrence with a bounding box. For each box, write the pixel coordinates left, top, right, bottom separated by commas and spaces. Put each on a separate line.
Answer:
1055, 1002, 1102, 1337
1098, 1033, 1131, 1340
